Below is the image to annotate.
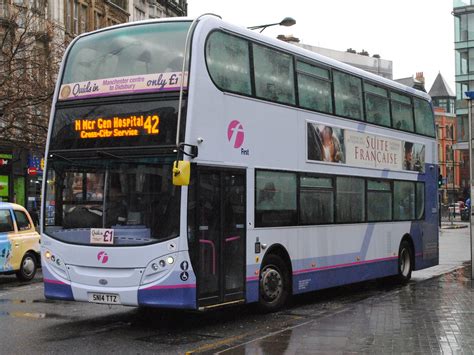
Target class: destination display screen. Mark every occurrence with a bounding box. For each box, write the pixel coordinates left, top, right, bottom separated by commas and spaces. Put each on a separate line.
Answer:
50, 99, 183, 150
74, 114, 160, 139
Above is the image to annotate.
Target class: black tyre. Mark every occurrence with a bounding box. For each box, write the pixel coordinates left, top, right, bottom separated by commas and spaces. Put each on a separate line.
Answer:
258, 254, 290, 312
397, 241, 413, 283
15, 252, 38, 282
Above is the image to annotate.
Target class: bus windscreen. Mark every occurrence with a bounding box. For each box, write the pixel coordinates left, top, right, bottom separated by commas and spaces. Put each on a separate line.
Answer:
59, 21, 191, 101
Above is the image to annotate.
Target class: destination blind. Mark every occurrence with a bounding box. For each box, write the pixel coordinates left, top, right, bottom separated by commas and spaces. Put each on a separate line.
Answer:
74, 114, 160, 139
50, 99, 180, 150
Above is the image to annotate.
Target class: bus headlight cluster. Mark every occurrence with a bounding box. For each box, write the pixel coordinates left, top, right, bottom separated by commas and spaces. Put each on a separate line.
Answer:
43, 250, 69, 280
140, 254, 177, 286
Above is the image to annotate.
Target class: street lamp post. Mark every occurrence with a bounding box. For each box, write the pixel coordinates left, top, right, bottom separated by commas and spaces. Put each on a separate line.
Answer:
247, 17, 296, 33
465, 90, 474, 279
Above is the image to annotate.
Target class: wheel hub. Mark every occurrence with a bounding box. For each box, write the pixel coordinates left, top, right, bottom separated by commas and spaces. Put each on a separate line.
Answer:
22, 257, 35, 276
261, 268, 282, 301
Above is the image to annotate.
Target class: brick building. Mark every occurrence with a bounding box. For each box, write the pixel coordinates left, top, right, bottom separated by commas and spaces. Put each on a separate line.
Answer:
429, 73, 461, 202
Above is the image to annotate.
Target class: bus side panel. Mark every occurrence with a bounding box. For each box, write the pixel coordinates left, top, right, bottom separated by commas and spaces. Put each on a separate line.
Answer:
292, 258, 398, 294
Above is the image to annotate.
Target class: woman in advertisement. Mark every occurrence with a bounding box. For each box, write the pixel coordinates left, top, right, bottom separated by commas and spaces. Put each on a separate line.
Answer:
308, 123, 344, 163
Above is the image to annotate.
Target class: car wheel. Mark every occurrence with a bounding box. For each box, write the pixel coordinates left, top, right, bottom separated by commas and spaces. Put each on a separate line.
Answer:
15, 252, 38, 281
258, 254, 290, 312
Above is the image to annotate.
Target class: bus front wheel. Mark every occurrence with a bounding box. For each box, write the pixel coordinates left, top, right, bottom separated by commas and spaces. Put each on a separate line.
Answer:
397, 240, 413, 283
258, 254, 290, 312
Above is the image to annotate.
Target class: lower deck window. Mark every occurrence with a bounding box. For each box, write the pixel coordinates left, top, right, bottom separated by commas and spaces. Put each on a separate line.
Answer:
255, 169, 425, 227
336, 177, 365, 223
255, 170, 297, 227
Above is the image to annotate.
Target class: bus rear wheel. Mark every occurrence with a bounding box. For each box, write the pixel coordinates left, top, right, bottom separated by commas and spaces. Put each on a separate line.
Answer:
258, 254, 290, 312
397, 241, 413, 284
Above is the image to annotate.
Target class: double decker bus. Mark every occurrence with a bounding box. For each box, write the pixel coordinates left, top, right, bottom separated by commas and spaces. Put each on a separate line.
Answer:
42, 15, 438, 311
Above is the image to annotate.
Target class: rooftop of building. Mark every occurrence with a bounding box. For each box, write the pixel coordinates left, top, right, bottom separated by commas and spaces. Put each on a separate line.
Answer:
429, 72, 455, 98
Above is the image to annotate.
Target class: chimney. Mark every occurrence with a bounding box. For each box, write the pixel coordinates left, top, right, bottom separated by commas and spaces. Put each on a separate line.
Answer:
415, 72, 425, 84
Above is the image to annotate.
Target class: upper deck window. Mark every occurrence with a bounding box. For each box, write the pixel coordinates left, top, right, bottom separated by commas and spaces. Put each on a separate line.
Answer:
364, 83, 390, 127
206, 31, 252, 95
252, 44, 295, 105
333, 71, 363, 120
413, 98, 435, 137
391, 92, 414, 132
296, 61, 333, 114
60, 21, 190, 100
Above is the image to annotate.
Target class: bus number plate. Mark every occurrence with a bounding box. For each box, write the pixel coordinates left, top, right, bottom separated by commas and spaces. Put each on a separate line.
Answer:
90, 228, 114, 245
88, 293, 120, 304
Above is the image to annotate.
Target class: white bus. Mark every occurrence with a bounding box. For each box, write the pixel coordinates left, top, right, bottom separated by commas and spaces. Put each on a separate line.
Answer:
42, 15, 438, 311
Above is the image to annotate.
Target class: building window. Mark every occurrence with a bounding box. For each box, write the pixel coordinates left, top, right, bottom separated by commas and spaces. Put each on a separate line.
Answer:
134, 7, 145, 21
65, 0, 71, 32
73, 0, 78, 34
457, 115, 469, 142
80, 4, 87, 33
94, 11, 103, 30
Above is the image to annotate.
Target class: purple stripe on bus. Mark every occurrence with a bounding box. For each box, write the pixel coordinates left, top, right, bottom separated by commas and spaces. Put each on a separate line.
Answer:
144, 284, 196, 290
293, 255, 398, 275
225, 236, 240, 242
44, 278, 67, 285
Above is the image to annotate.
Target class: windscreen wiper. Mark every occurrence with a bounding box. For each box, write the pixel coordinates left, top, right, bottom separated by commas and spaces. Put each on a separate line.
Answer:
48, 153, 74, 163
96, 151, 124, 160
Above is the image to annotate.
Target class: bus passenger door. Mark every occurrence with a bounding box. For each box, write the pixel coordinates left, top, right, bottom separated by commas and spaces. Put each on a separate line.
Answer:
196, 168, 246, 307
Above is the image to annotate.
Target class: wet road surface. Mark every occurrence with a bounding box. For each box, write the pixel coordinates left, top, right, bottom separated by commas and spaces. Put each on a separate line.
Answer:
1, 268, 471, 354
0, 226, 471, 354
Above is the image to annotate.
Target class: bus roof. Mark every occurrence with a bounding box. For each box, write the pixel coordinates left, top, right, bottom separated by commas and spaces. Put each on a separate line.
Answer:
69, 14, 431, 102
197, 15, 431, 102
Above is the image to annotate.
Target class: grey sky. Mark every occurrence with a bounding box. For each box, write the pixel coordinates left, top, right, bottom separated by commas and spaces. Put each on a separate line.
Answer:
188, 0, 455, 94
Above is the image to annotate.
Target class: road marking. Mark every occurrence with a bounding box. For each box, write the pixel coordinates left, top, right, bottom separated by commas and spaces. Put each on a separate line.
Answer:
185, 333, 250, 354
